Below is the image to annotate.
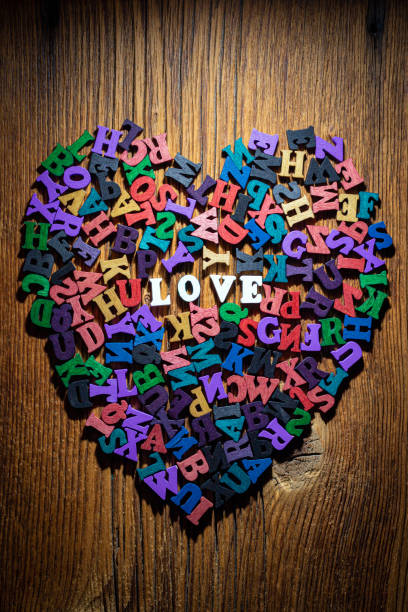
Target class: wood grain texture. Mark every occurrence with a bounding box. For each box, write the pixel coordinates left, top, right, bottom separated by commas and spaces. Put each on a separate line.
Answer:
0, 0, 407, 610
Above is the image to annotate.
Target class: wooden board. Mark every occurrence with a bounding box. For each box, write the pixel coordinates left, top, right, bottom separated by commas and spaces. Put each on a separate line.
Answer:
0, 1, 407, 610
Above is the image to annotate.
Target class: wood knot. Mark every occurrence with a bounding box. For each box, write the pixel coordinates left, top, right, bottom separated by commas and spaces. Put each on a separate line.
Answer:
272, 427, 324, 489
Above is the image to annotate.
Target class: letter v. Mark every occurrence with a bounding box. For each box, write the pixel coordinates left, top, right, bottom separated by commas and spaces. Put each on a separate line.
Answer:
210, 275, 236, 303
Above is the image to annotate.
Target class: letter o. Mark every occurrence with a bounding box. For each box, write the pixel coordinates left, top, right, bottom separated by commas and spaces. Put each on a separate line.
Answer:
177, 275, 201, 302
63, 166, 91, 189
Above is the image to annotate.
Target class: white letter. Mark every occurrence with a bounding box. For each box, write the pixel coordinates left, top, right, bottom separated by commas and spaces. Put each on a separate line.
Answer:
149, 277, 171, 306
240, 275, 263, 304
210, 275, 236, 303
177, 275, 201, 302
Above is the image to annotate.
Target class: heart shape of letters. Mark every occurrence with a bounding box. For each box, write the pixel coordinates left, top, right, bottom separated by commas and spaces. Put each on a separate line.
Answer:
20, 123, 393, 527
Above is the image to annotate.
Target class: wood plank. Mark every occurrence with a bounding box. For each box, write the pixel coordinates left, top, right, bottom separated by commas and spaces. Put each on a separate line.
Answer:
0, 1, 406, 610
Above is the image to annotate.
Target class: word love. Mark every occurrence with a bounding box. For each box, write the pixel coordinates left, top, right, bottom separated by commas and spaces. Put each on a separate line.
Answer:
20, 121, 393, 528
145, 274, 279, 305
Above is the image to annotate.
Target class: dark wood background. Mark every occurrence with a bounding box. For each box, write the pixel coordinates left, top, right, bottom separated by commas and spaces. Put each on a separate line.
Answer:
1, 1, 407, 610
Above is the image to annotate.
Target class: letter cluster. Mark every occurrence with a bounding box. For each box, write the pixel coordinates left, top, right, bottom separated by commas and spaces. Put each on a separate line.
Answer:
20, 122, 393, 527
